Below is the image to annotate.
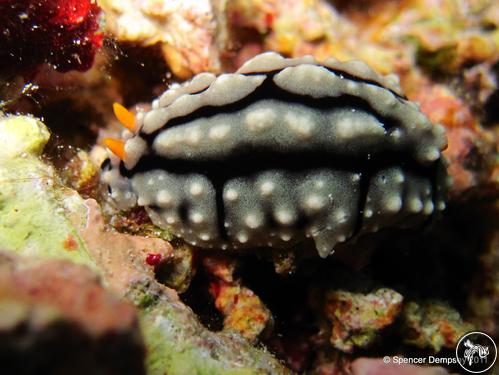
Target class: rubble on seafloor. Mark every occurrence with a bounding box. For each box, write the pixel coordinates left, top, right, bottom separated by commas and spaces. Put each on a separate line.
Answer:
321, 288, 404, 353
0, 0, 497, 374
204, 255, 273, 342
402, 301, 474, 353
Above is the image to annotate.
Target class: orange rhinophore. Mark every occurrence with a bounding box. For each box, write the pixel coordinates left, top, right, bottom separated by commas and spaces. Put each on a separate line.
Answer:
104, 138, 126, 160
113, 102, 136, 131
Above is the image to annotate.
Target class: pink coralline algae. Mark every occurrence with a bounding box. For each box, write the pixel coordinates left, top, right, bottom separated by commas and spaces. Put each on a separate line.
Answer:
0, 0, 102, 79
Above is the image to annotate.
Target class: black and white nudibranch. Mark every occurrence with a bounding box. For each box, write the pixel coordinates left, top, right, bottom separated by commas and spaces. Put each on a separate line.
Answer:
101, 52, 448, 258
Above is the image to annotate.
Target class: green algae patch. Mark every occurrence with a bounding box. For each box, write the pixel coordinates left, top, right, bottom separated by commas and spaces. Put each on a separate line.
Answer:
128, 281, 289, 375
143, 313, 256, 375
0, 114, 95, 269
0, 115, 50, 159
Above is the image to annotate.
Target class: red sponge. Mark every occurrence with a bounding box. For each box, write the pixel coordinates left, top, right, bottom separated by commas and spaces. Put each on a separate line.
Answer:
0, 0, 102, 79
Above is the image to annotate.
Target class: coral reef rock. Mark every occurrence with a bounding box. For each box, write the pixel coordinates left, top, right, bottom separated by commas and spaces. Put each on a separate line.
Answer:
0, 251, 145, 375
323, 288, 404, 352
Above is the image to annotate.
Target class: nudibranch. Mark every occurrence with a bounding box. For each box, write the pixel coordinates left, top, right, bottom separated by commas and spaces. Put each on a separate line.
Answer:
101, 52, 448, 258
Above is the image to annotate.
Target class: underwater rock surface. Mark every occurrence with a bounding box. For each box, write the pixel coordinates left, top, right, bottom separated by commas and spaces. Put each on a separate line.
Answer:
0, 114, 290, 375
0, 251, 145, 375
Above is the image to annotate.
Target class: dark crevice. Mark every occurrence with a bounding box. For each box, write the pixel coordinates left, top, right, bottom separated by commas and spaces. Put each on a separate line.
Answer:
179, 266, 224, 331
483, 88, 499, 126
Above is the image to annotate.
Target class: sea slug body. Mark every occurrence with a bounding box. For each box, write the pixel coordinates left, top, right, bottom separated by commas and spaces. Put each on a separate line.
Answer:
102, 52, 448, 257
